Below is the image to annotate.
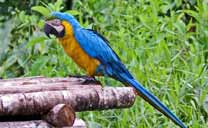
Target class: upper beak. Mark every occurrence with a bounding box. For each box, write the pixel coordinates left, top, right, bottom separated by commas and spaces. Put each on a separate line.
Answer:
44, 19, 65, 38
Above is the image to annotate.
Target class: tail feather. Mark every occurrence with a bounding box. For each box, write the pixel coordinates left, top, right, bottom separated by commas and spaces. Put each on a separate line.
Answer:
125, 77, 186, 128
101, 58, 186, 127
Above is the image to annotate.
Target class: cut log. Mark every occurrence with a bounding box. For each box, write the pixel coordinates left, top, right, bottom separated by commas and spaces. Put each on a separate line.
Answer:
0, 76, 136, 127
0, 87, 135, 117
44, 104, 75, 127
0, 77, 102, 94
0, 118, 86, 128
0, 76, 99, 86
0, 83, 102, 95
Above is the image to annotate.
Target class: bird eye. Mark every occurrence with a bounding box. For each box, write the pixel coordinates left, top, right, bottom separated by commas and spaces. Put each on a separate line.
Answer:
51, 19, 61, 26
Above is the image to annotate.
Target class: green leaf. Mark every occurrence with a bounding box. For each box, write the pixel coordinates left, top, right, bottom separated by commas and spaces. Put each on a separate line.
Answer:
31, 6, 50, 17
174, 20, 186, 34
31, 56, 49, 75
181, 10, 200, 22
54, 0, 63, 11
203, 95, 208, 113
3, 54, 18, 69
27, 36, 47, 48
65, 10, 81, 16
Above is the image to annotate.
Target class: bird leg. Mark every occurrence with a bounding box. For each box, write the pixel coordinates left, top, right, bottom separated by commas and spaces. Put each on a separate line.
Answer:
68, 74, 101, 85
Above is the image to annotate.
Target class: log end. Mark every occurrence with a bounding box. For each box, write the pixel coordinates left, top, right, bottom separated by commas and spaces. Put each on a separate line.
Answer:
44, 104, 75, 127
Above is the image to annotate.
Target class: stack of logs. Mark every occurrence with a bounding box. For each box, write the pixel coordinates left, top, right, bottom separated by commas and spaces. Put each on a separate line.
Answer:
0, 76, 136, 128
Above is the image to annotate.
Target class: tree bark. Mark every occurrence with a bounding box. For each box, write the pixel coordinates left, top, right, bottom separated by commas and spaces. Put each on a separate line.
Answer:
0, 118, 86, 128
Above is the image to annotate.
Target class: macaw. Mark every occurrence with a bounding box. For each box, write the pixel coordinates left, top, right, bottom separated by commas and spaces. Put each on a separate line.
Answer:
44, 12, 186, 128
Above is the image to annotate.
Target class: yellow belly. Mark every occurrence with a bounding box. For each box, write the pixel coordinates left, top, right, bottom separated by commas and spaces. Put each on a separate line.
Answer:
59, 21, 100, 76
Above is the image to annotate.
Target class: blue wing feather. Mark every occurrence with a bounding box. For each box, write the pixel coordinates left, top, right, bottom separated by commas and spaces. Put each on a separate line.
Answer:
74, 28, 133, 79
74, 28, 120, 64
86, 29, 122, 60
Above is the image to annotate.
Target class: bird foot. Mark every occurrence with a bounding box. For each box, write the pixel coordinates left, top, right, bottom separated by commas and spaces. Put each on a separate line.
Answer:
81, 77, 101, 85
68, 75, 101, 85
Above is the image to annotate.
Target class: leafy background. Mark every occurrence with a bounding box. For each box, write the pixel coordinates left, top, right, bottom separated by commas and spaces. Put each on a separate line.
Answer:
0, 0, 208, 127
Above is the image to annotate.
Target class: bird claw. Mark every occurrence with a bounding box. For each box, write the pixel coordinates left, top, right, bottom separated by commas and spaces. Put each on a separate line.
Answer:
68, 74, 101, 85
81, 77, 101, 85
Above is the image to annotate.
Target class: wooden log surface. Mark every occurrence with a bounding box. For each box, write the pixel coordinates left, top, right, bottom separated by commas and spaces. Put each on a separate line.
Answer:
0, 76, 136, 117
0, 76, 102, 94
44, 104, 75, 127
0, 118, 86, 128
0, 87, 135, 117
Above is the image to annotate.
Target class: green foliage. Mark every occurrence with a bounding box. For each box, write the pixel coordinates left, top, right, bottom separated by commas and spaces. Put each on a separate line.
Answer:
31, 6, 51, 17
0, 0, 79, 77
0, 0, 208, 127
31, 0, 81, 19
31, 0, 64, 17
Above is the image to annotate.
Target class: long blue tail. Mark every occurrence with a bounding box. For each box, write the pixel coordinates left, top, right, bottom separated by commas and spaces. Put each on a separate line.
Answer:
124, 77, 186, 128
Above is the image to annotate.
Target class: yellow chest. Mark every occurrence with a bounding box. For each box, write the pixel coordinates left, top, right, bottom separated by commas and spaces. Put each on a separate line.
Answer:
58, 21, 100, 76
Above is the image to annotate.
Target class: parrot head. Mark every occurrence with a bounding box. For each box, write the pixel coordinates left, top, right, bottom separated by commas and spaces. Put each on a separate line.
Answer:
44, 12, 80, 38
44, 19, 65, 38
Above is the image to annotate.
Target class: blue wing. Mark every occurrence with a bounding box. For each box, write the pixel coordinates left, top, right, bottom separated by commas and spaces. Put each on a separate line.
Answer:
74, 28, 119, 64
74, 28, 133, 80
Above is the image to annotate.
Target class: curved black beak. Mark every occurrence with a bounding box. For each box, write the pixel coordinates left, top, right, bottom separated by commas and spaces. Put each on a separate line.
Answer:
44, 19, 65, 38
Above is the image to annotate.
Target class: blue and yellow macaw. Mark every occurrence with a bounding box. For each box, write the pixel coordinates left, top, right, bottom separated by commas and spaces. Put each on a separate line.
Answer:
44, 12, 186, 128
